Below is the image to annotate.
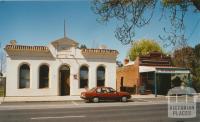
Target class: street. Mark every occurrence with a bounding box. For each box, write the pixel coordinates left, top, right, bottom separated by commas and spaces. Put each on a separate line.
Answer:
0, 101, 199, 122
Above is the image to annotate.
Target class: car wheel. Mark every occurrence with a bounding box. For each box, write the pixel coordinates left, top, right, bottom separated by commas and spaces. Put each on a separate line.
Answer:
93, 97, 99, 103
121, 96, 127, 102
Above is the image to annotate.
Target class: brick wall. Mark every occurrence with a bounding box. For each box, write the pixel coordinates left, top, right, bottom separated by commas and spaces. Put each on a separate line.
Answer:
116, 52, 174, 94
116, 58, 139, 94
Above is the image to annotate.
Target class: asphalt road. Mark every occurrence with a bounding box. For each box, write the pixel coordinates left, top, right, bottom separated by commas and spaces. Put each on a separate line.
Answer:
0, 102, 199, 122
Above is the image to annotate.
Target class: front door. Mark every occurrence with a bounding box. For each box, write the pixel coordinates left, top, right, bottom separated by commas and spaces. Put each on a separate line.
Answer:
59, 65, 70, 96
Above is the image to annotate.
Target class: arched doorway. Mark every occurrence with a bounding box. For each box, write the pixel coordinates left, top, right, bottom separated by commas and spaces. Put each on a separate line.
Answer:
59, 65, 70, 96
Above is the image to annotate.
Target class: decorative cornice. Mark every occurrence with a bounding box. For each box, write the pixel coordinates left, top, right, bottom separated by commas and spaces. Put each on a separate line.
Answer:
81, 48, 119, 55
5, 45, 49, 52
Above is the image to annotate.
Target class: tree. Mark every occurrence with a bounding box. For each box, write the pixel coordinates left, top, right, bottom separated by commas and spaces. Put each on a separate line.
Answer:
193, 66, 200, 92
92, 0, 200, 46
193, 44, 200, 92
128, 39, 163, 61
194, 44, 200, 62
171, 44, 200, 92
172, 46, 195, 69
116, 60, 123, 67
172, 76, 182, 87
163, 0, 200, 10
0, 42, 6, 75
79, 44, 87, 49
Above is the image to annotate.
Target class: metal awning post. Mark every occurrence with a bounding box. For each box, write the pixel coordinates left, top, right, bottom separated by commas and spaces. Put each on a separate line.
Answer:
154, 71, 157, 97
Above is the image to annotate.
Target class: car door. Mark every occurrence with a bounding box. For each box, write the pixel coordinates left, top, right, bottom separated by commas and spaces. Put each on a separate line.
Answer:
96, 87, 108, 100
107, 88, 117, 100
107, 87, 119, 100
100, 87, 109, 100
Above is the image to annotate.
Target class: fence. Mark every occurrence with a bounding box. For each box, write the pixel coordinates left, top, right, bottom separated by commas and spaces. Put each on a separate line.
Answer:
0, 77, 6, 97
120, 86, 136, 94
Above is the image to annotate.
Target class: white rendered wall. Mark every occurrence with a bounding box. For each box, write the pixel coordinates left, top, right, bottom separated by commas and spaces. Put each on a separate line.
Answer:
6, 46, 117, 96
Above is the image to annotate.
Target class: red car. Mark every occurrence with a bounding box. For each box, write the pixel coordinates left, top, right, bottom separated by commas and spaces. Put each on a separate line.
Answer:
80, 87, 131, 103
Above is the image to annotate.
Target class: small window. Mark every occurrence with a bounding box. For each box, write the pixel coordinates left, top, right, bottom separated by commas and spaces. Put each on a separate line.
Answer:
19, 64, 30, 88
79, 66, 88, 88
39, 65, 49, 88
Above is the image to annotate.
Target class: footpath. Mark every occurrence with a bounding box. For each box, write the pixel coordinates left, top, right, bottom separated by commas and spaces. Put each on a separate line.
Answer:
0, 94, 199, 103
0, 94, 167, 103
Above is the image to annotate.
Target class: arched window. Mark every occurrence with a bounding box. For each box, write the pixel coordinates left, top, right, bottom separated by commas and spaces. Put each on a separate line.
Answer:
39, 65, 49, 88
97, 66, 105, 87
79, 66, 88, 88
19, 64, 30, 88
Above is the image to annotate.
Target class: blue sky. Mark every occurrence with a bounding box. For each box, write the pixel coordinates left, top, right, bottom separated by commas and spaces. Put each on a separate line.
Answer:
0, 1, 200, 61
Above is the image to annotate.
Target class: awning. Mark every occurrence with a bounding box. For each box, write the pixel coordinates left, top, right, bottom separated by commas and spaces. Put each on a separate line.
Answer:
156, 68, 190, 74
139, 66, 155, 73
139, 66, 190, 74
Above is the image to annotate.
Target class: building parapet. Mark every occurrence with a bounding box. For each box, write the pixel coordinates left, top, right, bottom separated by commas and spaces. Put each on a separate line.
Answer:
81, 48, 119, 56
5, 45, 49, 52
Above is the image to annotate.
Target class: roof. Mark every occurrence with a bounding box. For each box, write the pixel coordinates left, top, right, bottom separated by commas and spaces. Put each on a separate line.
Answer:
139, 52, 172, 66
139, 66, 190, 74
81, 48, 118, 55
51, 37, 78, 46
5, 45, 49, 52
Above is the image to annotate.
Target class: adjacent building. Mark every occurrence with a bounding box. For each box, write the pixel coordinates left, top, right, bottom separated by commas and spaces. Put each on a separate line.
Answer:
116, 52, 190, 95
5, 36, 118, 96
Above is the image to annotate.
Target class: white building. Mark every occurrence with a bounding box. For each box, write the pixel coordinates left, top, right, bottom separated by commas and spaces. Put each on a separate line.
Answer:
4, 36, 118, 96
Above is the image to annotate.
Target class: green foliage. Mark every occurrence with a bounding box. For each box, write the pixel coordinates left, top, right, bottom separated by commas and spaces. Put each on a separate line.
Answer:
193, 44, 200, 92
79, 44, 87, 49
172, 76, 182, 87
194, 44, 200, 59
172, 44, 200, 92
172, 46, 195, 69
128, 39, 163, 61
116, 60, 123, 67
193, 67, 200, 81
193, 66, 200, 92
162, 0, 188, 6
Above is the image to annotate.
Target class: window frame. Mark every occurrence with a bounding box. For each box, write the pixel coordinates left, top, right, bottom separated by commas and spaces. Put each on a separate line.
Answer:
39, 64, 49, 89
96, 65, 106, 87
79, 65, 89, 89
19, 63, 30, 89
